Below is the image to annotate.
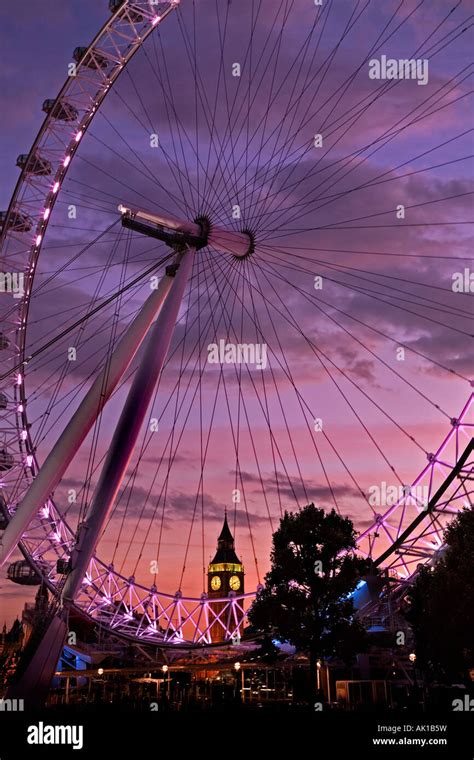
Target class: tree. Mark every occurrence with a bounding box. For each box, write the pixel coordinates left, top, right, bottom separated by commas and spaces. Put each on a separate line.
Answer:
405, 506, 474, 684
248, 504, 370, 701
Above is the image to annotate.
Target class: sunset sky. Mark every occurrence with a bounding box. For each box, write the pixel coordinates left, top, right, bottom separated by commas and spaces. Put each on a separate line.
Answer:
0, 0, 472, 627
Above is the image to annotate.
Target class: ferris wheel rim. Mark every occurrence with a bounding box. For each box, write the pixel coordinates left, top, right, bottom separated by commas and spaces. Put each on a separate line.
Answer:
0, 0, 472, 646
0, 0, 183, 606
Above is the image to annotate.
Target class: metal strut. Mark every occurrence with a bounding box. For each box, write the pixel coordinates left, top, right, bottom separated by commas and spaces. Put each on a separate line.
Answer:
6, 244, 195, 705
2, 201, 250, 703
0, 259, 176, 565
62, 244, 195, 604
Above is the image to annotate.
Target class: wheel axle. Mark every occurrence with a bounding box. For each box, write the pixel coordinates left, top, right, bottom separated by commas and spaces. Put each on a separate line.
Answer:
118, 204, 254, 258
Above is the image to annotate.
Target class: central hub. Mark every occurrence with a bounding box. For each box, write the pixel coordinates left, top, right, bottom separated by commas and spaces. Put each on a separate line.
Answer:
118, 205, 254, 258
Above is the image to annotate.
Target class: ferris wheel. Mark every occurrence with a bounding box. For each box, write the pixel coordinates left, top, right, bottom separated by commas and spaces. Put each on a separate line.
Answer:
0, 0, 473, 651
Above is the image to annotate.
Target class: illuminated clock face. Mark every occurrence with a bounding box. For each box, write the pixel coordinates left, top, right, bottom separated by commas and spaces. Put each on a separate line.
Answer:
229, 575, 240, 591
211, 575, 221, 591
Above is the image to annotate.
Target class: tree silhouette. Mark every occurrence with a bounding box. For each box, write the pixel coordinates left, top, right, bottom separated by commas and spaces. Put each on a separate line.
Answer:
405, 506, 474, 684
248, 504, 370, 702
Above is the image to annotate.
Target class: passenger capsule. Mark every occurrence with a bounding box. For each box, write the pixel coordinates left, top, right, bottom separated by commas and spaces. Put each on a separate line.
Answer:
0, 210, 33, 232
42, 99, 79, 122
16, 153, 52, 176
7, 560, 45, 586
73, 47, 109, 70
0, 496, 9, 530
109, 0, 144, 22
0, 448, 14, 471
56, 558, 70, 575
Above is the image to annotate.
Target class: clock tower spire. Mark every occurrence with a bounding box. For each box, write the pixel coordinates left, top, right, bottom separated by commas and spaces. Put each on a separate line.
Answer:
207, 512, 245, 643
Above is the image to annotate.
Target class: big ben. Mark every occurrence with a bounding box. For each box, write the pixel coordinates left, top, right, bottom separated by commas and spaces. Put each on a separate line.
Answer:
207, 513, 245, 643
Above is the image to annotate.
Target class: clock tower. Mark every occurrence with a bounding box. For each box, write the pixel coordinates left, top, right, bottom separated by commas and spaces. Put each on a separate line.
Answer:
207, 513, 245, 643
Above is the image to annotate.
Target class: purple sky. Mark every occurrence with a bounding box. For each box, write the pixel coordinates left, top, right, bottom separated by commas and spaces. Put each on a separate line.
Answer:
0, 0, 473, 625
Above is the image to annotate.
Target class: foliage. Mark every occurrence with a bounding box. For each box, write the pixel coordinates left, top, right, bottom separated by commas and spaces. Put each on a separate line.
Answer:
248, 504, 370, 695
405, 507, 474, 683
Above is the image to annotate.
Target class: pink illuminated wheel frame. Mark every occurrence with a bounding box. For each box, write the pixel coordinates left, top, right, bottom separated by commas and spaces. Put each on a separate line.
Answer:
0, 1, 473, 645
